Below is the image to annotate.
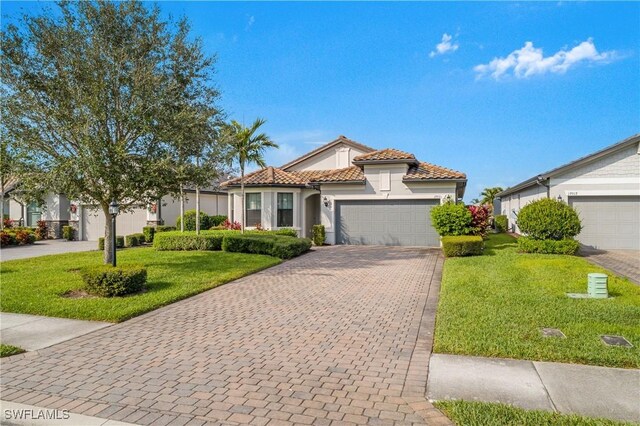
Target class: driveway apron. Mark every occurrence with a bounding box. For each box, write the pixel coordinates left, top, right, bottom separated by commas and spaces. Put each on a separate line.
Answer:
0, 246, 449, 425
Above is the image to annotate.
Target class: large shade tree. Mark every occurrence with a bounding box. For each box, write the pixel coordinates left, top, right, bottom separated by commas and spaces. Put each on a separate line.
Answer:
222, 119, 278, 233
1, 1, 222, 263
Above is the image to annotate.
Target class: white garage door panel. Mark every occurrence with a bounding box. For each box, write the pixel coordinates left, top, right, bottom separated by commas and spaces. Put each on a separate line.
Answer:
570, 196, 640, 250
82, 207, 148, 241
336, 200, 440, 247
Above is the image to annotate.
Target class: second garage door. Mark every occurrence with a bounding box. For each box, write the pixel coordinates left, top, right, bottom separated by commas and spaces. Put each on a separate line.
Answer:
570, 196, 640, 250
82, 206, 148, 241
335, 199, 439, 246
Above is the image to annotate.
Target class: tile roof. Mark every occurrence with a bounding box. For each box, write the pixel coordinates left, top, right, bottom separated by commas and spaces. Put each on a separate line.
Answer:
404, 162, 466, 181
307, 166, 365, 183
222, 167, 307, 187
280, 135, 375, 170
353, 148, 416, 163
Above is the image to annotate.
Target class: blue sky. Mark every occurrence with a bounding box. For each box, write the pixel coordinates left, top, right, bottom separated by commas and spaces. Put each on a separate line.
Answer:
3, 1, 639, 201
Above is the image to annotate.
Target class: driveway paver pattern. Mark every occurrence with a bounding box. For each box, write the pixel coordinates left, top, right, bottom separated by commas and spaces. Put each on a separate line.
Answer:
0, 246, 450, 425
581, 248, 640, 285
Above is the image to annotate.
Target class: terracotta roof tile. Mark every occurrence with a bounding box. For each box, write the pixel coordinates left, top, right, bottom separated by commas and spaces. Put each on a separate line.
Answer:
308, 166, 365, 183
353, 148, 416, 162
404, 162, 466, 180
222, 167, 307, 187
287, 169, 334, 182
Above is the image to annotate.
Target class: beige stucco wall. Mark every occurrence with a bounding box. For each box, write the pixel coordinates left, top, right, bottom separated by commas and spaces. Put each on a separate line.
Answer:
285, 143, 369, 171
500, 141, 640, 233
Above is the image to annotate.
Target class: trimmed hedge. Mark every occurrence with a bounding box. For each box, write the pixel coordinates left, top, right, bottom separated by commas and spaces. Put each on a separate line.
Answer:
81, 265, 147, 297
62, 225, 75, 241
125, 233, 146, 247
222, 234, 312, 259
273, 228, 297, 237
155, 225, 176, 233
494, 215, 508, 233
154, 232, 226, 251
176, 210, 211, 231
517, 237, 580, 255
441, 236, 484, 257
142, 226, 155, 243
312, 224, 326, 246
98, 236, 125, 250
517, 199, 582, 240
210, 215, 227, 227
431, 202, 473, 236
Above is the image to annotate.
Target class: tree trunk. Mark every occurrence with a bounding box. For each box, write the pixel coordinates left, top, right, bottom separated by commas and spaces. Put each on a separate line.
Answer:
195, 157, 201, 235
0, 176, 4, 231
240, 163, 245, 234
102, 202, 114, 265
179, 185, 184, 232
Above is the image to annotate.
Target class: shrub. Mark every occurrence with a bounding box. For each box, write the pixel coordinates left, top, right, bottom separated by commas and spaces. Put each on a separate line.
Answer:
0, 230, 16, 247
312, 224, 326, 246
125, 234, 139, 247
517, 237, 580, 255
517, 199, 582, 240
494, 215, 508, 233
222, 234, 311, 259
3, 218, 14, 228
133, 233, 146, 244
98, 236, 125, 250
35, 220, 48, 240
14, 229, 36, 245
210, 215, 227, 227
176, 210, 211, 231
155, 225, 176, 233
441, 236, 484, 257
81, 265, 147, 297
142, 226, 155, 243
468, 205, 490, 237
62, 225, 75, 241
273, 228, 297, 237
154, 232, 225, 251
221, 219, 241, 230
430, 202, 473, 236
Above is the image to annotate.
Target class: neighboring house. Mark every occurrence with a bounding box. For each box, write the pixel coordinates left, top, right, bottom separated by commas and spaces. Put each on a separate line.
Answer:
2, 184, 227, 240
222, 135, 467, 246
497, 134, 640, 250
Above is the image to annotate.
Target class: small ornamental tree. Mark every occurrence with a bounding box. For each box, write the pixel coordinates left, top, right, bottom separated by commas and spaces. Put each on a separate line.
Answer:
517, 198, 582, 240
430, 201, 473, 236
468, 204, 490, 237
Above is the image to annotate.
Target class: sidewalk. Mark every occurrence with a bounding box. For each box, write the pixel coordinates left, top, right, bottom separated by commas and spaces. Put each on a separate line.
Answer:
427, 353, 640, 423
0, 313, 111, 351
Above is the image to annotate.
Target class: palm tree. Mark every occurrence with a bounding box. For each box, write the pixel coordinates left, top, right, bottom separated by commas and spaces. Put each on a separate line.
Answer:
223, 118, 278, 233
479, 186, 504, 209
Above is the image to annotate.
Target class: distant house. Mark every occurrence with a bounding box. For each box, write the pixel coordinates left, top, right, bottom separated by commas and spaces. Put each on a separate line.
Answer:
222, 135, 467, 246
497, 134, 640, 250
2, 183, 227, 240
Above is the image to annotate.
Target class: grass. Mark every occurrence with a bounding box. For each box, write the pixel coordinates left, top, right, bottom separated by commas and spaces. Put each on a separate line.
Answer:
434, 401, 631, 426
434, 233, 640, 368
0, 344, 25, 358
0, 248, 281, 322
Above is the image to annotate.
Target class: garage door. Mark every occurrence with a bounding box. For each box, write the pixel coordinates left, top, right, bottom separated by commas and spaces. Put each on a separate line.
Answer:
82, 206, 148, 241
570, 196, 640, 250
335, 199, 439, 246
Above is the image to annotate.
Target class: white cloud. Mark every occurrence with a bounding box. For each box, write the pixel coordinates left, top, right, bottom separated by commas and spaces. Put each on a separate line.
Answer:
474, 38, 615, 80
245, 15, 255, 31
429, 33, 459, 58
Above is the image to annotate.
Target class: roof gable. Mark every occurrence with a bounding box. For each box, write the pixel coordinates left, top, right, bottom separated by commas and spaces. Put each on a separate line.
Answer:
280, 135, 374, 171
353, 148, 417, 164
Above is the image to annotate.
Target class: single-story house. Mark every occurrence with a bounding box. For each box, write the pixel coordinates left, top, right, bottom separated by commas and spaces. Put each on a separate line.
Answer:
222, 135, 467, 246
497, 134, 640, 250
2, 184, 227, 240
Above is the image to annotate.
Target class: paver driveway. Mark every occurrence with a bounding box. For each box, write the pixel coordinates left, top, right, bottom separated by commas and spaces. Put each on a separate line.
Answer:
0, 246, 450, 425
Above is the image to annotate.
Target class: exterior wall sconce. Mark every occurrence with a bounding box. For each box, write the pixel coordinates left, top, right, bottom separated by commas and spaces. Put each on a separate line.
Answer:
557, 195, 563, 202
323, 196, 331, 208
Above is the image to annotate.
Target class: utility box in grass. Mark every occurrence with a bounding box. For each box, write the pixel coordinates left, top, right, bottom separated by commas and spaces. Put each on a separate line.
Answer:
588, 273, 608, 299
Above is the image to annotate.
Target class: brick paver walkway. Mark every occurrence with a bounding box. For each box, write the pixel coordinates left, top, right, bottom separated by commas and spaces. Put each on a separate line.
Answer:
581, 248, 640, 285
0, 246, 450, 425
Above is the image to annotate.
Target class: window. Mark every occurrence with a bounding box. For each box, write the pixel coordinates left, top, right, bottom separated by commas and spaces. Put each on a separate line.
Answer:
277, 193, 293, 227
245, 193, 261, 227
26, 202, 42, 227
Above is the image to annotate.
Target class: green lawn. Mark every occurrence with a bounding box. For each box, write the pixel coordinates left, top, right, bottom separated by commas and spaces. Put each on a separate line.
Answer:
434, 401, 630, 426
434, 234, 640, 368
0, 344, 25, 358
0, 248, 280, 322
